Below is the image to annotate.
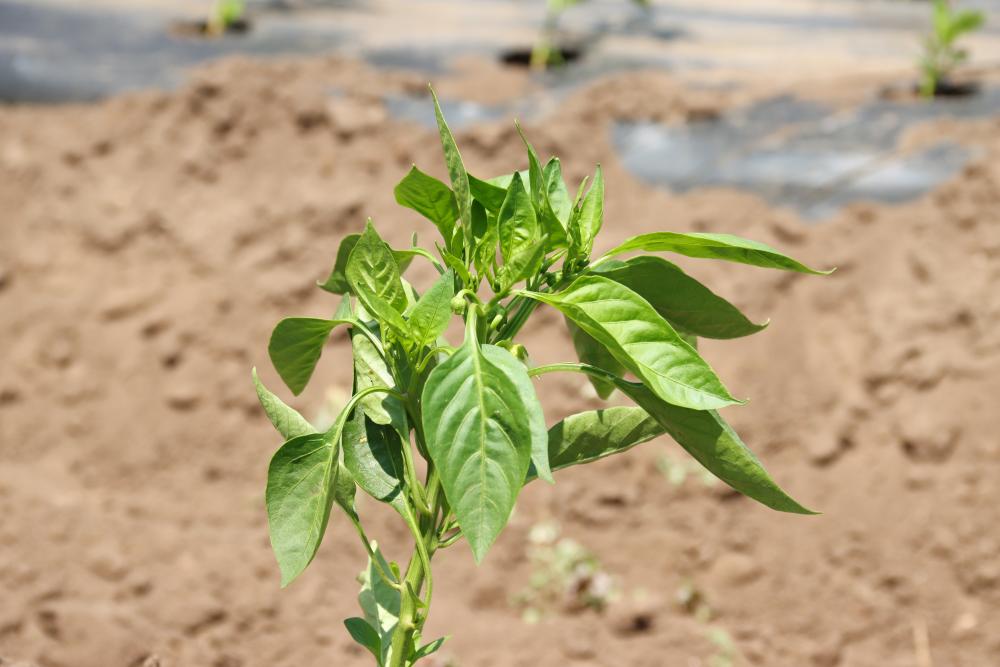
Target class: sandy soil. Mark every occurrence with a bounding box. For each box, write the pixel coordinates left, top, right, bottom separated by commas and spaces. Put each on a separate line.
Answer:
2, 54, 1000, 667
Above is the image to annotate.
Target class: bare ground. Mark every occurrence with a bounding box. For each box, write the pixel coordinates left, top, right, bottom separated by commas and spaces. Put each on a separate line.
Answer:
2, 55, 1000, 667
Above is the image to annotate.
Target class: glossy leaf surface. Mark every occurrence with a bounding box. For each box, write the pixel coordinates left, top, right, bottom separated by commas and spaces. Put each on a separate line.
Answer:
521, 276, 741, 410
592, 256, 768, 339
421, 334, 534, 562
603, 231, 832, 275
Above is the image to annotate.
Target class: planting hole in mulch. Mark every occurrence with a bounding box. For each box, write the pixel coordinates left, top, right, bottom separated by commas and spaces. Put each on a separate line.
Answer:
499, 45, 583, 69
170, 18, 253, 39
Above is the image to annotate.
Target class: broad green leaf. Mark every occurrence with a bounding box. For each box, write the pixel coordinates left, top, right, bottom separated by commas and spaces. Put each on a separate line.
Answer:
521, 276, 741, 411
342, 406, 407, 514
318, 234, 360, 294
265, 431, 340, 587
469, 173, 508, 212
498, 238, 546, 294
544, 406, 664, 475
253, 367, 315, 439
422, 331, 534, 562
408, 270, 455, 346
347, 221, 411, 339
480, 345, 551, 483
602, 232, 832, 275
496, 173, 545, 290
350, 318, 408, 437
268, 317, 350, 395
347, 221, 408, 312
569, 165, 603, 259
613, 379, 815, 514
358, 542, 401, 665
566, 319, 625, 399
394, 165, 459, 245
592, 256, 768, 339
413, 637, 448, 661
543, 157, 572, 224
321, 235, 414, 295
485, 169, 530, 193
333, 460, 359, 521
343, 617, 381, 661
430, 88, 472, 248
497, 173, 538, 266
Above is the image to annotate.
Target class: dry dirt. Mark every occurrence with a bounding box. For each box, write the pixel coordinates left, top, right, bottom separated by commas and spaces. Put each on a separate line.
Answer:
2, 55, 1000, 667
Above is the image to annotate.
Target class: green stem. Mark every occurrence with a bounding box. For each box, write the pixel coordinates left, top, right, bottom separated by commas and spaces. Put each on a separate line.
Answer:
349, 516, 402, 591
388, 552, 425, 667
400, 437, 432, 516
402, 506, 434, 610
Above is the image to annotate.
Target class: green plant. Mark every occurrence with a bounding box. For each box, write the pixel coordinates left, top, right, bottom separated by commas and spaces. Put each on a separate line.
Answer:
919, 0, 984, 97
254, 88, 830, 666
530, 0, 650, 69
208, 0, 245, 35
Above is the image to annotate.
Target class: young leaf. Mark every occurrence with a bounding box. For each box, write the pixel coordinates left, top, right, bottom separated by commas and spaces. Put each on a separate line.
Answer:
347, 221, 412, 340
498, 238, 546, 294
566, 319, 626, 399
407, 270, 455, 346
265, 431, 341, 587
602, 232, 832, 275
343, 617, 381, 661
333, 460, 360, 523
347, 221, 408, 310
268, 317, 350, 395
413, 636, 448, 661
350, 318, 408, 438
480, 345, 551, 483
430, 88, 472, 249
318, 234, 360, 294
321, 234, 414, 295
342, 406, 407, 515
358, 542, 401, 665
470, 201, 498, 278
591, 256, 768, 339
421, 329, 534, 562
515, 123, 567, 248
497, 172, 538, 265
520, 276, 742, 411
394, 165, 459, 247
252, 366, 315, 439
614, 379, 816, 514
469, 174, 508, 212
438, 244, 473, 286
516, 121, 546, 213
542, 158, 573, 224
495, 173, 546, 291
545, 406, 664, 475
569, 165, 603, 259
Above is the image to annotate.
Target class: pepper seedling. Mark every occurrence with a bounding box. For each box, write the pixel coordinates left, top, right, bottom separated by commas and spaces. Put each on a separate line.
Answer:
919, 0, 985, 97
254, 89, 831, 666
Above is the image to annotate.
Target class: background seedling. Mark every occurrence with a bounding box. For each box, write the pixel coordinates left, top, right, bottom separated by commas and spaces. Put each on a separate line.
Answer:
207, 0, 247, 35
255, 88, 830, 665
530, 0, 651, 69
513, 521, 616, 622
919, 0, 985, 97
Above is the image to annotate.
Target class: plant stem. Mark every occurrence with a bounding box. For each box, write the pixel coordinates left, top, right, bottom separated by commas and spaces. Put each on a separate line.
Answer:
388, 551, 425, 667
